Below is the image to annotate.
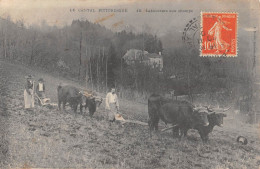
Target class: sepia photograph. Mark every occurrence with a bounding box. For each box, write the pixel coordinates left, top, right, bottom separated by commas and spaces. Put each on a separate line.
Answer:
0, 0, 260, 168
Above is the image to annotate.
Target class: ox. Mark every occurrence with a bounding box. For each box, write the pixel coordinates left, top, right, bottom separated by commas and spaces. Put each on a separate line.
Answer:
80, 96, 103, 117
194, 106, 227, 142
148, 94, 209, 139
57, 85, 84, 113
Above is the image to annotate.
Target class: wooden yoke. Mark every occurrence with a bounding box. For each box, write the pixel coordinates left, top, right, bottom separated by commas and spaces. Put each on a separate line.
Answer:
82, 90, 94, 98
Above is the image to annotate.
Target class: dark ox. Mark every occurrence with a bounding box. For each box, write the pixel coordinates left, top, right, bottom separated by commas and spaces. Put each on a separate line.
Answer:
194, 112, 226, 142
58, 85, 102, 117
80, 97, 103, 117
57, 85, 84, 113
148, 94, 209, 138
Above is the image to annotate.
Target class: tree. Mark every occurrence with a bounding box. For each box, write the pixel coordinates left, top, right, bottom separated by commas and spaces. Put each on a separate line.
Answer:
107, 44, 118, 88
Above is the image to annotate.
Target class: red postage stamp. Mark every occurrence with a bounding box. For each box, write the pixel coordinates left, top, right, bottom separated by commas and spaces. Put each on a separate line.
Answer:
200, 12, 238, 57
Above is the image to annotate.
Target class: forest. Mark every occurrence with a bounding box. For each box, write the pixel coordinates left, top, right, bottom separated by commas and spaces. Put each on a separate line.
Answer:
0, 16, 253, 105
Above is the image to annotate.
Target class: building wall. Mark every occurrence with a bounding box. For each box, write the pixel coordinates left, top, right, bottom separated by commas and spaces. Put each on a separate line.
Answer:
148, 57, 163, 70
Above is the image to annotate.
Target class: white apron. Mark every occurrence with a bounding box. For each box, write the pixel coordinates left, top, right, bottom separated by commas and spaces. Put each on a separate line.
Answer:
24, 89, 34, 109
107, 103, 117, 120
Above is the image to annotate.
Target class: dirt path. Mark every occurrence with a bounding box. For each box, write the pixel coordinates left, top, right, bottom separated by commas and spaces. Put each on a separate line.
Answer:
1, 60, 260, 168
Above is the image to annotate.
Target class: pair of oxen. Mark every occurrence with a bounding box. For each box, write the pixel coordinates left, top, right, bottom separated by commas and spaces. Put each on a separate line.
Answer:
57, 85, 102, 117
148, 94, 227, 142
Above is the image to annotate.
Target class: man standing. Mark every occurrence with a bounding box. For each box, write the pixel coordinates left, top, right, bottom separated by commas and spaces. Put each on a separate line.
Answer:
36, 78, 45, 97
36, 78, 46, 105
105, 88, 119, 122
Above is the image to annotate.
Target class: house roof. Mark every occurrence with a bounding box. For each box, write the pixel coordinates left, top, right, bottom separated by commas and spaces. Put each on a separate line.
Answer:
123, 49, 148, 61
145, 53, 162, 58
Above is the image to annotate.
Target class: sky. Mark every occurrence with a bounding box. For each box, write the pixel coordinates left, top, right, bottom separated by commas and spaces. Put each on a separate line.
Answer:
0, 0, 259, 34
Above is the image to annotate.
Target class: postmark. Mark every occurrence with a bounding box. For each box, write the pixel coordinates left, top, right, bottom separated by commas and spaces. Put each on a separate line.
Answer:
182, 16, 201, 53
200, 12, 238, 57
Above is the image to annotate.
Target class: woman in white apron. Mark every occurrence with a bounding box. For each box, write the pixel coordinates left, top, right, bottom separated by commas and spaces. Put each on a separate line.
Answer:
24, 75, 34, 110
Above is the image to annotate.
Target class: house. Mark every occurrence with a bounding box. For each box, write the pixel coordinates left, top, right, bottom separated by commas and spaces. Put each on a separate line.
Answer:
144, 53, 163, 70
122, 49, 149, 64
123, 49, 163, 70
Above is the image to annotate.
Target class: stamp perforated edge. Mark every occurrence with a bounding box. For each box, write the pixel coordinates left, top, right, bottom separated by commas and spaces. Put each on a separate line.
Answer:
200, 11, 238, 57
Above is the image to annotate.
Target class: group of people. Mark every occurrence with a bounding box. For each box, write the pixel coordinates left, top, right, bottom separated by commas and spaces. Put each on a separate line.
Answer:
24, 75, 46, 111
24, 74, 120, 123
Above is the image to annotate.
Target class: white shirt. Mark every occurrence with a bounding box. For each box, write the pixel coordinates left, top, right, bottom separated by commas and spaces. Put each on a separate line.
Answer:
39, 83, 43, 92
106, 92, 119, 109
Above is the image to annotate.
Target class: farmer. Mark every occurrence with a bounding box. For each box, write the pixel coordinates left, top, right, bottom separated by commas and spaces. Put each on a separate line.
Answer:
36, 78, 45, 98
105, 88, 119, 122
24, 75, 34, 110
36, 78, 46, 105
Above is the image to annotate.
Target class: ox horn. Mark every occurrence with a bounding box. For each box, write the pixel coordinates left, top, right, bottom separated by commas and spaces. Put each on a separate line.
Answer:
203, 105, 213, 112
222, 106, 231, 112
193, 106, 202, 111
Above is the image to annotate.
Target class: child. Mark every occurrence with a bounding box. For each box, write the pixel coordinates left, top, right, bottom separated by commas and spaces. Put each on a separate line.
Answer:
36, 78, 46, 105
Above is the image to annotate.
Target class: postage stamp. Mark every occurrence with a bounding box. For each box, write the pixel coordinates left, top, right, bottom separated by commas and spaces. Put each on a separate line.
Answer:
200, 12, 238, 57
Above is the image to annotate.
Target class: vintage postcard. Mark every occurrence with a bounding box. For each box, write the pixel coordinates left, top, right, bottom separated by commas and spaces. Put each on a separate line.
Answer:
0, 0, 259, 168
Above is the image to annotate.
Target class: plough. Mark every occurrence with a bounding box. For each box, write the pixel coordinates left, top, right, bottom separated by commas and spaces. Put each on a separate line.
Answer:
34, 93, 57, 108
115, 114, 148, 126
114, 113, 147, 125
114, 113, 175, 131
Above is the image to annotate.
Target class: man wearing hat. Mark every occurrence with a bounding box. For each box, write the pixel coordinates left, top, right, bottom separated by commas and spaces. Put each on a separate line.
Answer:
24, 75, 34, 110
105, 88, 119, 122
36, 78, 46, 105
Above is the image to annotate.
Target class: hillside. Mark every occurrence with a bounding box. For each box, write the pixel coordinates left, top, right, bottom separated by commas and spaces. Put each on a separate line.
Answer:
0, 59, 259, 168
